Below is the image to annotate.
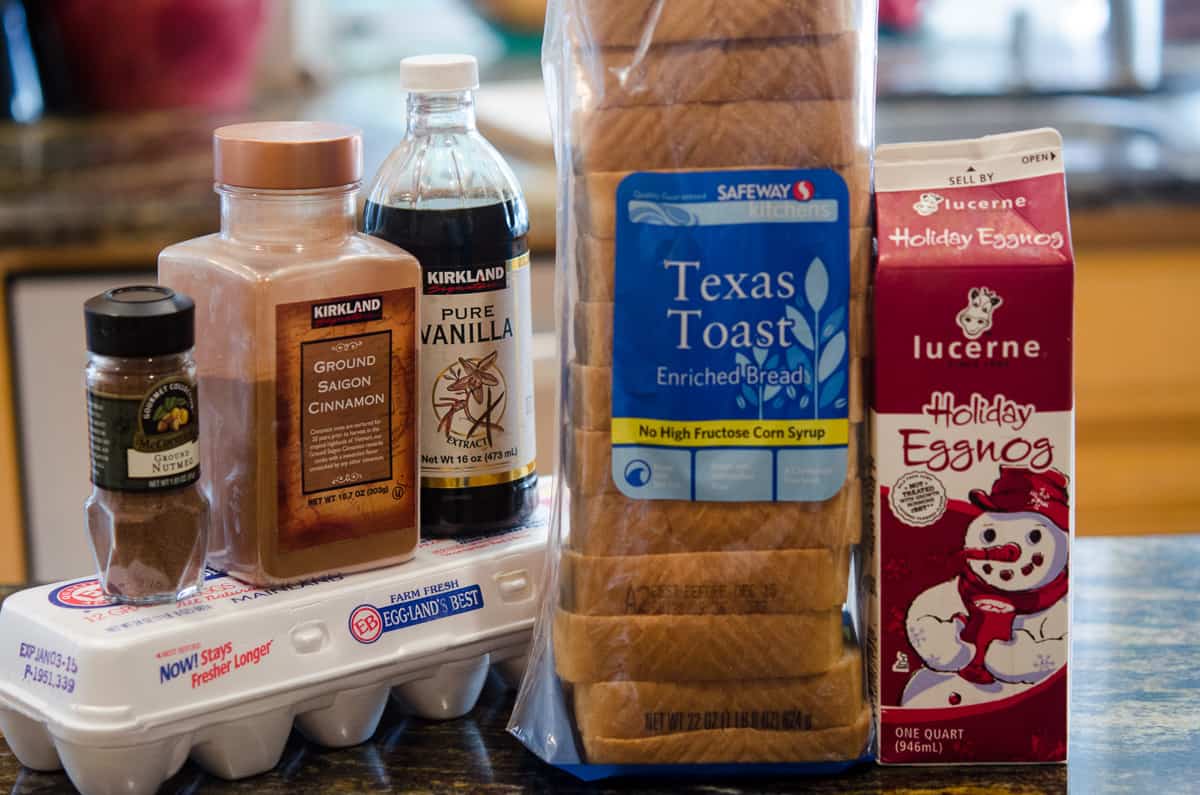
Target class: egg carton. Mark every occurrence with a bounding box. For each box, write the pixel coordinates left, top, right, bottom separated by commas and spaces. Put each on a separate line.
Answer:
0, 512, 547, 795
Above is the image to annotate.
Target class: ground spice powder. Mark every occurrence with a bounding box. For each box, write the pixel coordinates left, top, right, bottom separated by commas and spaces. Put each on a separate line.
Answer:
158, 122, 421, 585
84, 287, 209, 604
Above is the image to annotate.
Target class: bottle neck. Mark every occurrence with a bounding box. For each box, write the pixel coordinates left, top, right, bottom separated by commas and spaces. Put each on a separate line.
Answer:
406, 90, 477, 136
218, 185, 358, 245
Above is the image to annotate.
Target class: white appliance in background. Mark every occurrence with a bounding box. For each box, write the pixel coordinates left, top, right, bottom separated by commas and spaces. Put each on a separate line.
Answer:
12, 272, 560, 583
11, 272, 152, 581
284, 0, 502, 85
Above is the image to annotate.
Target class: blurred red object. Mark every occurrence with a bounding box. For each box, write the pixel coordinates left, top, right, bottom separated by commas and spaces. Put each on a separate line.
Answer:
880, 0, 924, 31
52, 0, 266, 112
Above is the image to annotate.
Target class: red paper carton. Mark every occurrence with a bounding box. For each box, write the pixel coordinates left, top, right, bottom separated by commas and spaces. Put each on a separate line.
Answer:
870, 129, 1073, 764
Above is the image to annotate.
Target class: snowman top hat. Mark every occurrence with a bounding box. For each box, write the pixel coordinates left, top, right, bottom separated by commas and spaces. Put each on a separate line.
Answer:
968, 466, 1069, 532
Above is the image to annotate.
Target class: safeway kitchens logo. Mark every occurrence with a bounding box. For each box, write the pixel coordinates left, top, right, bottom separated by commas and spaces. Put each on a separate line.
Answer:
717, 179, 816, 202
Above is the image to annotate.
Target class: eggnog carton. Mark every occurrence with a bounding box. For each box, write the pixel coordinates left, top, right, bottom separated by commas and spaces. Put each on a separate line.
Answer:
869, 129, 1073, 764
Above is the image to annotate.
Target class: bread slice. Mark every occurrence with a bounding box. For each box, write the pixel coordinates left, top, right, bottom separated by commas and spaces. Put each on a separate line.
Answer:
561, 546, 850, 615
573, 643, 863, 739
567, 481, 863, 555
572, 300, 613, 367
575, 226, 873, 305
587, 34, 859, 109
568, 425, 860, 498
553, 608, 844, 682
568, 360, 610, 430
574, 100, 862, 173
579, 707, 871, 764
573, 0, 855, 47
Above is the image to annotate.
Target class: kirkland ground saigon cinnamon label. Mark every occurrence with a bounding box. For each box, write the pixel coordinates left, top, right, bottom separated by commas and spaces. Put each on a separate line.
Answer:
275, 290, 417, 552
419, 252, 536, 489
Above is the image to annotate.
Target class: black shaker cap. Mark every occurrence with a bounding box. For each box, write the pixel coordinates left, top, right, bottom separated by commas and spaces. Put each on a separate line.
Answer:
84, 286, 195, 357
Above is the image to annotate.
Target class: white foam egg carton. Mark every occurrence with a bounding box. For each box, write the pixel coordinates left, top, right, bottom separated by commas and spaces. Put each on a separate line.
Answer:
0, 512, 547, 795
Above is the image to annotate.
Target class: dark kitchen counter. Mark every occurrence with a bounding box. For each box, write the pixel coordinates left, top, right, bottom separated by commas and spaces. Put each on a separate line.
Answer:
2, 534, 1198, 794
4, 86, 1200, 254
0, 93, 554, 255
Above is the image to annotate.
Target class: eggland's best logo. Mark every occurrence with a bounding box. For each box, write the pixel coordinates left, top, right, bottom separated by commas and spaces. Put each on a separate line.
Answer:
49, 569, 225, 609
48, 579, 113, 609
956, 287, 1003, 339
348, 604, 383, 643
432, 351, 508, 448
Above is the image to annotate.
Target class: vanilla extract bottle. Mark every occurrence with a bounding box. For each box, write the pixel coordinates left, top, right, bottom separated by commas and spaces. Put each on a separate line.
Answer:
364, 54, 537, 538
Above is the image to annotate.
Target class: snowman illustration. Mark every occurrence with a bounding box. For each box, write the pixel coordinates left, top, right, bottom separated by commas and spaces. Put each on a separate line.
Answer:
901, 467, 1070, 708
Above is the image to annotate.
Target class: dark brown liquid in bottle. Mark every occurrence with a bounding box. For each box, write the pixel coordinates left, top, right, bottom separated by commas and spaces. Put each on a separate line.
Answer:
364, 198, 537, 537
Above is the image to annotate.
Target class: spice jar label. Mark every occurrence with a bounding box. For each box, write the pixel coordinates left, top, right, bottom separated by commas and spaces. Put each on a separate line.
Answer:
419, 251, 537, 489
86, 377, 200, 492
275, 289, 418, 553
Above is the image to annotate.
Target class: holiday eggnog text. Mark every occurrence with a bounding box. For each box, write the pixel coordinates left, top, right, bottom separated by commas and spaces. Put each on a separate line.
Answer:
899, 392, 1056, 473
886, 226, 1066, 252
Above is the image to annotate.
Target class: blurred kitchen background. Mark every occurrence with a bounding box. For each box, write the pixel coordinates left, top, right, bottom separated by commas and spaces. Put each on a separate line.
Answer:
0, 0, 1195, 583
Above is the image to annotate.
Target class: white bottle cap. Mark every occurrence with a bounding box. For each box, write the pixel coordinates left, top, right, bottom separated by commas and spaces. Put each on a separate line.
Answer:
400, 54, 480, 92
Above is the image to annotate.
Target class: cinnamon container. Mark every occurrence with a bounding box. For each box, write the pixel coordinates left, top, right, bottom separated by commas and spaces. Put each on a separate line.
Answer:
159, 122, 422, 585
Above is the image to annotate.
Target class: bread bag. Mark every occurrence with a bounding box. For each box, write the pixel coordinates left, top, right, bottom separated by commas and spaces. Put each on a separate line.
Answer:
509, 0, 877, 776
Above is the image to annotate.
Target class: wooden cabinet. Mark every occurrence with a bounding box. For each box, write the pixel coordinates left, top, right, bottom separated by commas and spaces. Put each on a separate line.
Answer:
1076, 242, 1200, 535
0, 242, 161, 583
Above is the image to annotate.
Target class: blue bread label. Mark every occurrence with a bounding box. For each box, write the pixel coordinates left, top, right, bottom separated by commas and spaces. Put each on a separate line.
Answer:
611, 169, 851, 502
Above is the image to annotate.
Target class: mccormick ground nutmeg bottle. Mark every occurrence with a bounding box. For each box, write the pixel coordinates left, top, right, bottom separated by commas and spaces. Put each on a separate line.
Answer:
84, 286, 209, 604
159, 122, 422, 585
365, 54, 537, 538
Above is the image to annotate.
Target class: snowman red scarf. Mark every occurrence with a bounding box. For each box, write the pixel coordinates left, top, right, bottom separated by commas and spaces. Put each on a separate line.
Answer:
954, 564, 1069, 685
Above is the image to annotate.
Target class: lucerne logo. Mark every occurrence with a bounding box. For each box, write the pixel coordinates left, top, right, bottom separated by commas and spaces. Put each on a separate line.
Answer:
913, 192, 1030, 217
912, 286, 1041, 361
717, 180, 814, 201
913, 192, 944, 216
956, 287, 1003, 339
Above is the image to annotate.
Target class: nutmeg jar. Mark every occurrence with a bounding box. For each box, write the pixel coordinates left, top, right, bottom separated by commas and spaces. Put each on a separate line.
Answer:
83, 286, 209, 604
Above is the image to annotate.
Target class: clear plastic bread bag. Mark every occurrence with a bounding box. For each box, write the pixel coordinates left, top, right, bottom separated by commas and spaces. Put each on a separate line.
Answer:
509, 0, 878, 777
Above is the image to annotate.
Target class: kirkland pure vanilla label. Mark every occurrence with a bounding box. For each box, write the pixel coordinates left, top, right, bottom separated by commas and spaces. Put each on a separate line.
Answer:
86, 377, 199, 492
275, 289, 417, 552
871, 129, 1073, 764
419, 252, 536, 488
610, 169, 850, 502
